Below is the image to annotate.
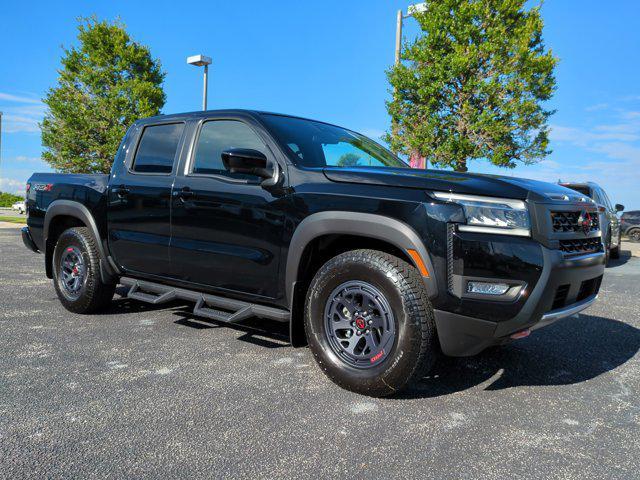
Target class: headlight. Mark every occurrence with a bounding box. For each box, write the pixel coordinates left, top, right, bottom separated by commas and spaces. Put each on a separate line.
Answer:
432, 192, 531, 237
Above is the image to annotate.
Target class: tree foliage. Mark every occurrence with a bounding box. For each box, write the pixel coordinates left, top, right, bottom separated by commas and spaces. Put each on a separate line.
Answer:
41, 17, 166, 173
0, 192, 23, 207
337, 153, 362, 167
386, 0, 558, 172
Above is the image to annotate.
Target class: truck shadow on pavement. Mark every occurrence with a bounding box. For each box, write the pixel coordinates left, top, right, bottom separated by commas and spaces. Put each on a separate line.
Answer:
104, 288, 640, 398
608, 249, 633, 267
404, 313, 640, 398
102, 287, 291, 347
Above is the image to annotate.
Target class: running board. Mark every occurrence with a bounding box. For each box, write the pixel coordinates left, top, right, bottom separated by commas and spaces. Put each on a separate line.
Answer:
120, 277, 290, 324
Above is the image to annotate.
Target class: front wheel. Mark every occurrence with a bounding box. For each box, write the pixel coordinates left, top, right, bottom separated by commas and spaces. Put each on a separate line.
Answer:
610, 238, 621, 259
52, 227, 115, 313
304, 249, 438, 397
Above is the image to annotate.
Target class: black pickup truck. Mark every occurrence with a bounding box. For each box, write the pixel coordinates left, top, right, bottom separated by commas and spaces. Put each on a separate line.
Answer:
23, 110, 605, 396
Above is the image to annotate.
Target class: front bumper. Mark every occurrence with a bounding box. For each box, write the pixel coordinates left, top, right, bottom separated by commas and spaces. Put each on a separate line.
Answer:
435, 247, 605, 356
21, 226, 40, 253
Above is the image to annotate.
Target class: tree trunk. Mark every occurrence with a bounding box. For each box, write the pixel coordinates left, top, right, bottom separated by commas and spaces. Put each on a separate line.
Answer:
454, 159, 468, 172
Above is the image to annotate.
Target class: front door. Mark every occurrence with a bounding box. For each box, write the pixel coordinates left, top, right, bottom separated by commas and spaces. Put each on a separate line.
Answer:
107, 122, 185, 277
170, 118, 286, 300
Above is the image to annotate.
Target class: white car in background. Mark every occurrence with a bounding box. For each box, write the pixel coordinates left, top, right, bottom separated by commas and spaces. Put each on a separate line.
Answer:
12, 201, 26, 215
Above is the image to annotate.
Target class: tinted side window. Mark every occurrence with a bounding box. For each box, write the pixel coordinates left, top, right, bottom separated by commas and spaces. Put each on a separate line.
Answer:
192, 120, 267, 178
132, 123, 184, 173
591, 188, 603, 205
601, 190, 613, 210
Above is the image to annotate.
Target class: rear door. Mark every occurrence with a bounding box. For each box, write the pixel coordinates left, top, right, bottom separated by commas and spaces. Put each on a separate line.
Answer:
170, 116, 287, 300
107, 121, 186, 277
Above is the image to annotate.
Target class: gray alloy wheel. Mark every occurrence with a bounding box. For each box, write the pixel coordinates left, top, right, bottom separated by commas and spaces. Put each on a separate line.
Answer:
58, 245, 87, 300
324, 280, 396, 369
52, 227, 115, 314
304, 249, 438, 396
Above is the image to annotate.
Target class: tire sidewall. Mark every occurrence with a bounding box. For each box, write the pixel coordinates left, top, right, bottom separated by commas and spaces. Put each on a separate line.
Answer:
52, 229, 97, 311
305, 254, 427, 394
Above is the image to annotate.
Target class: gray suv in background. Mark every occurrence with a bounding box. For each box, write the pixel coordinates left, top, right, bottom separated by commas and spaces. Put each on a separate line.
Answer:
621, 211, 640, 242
560, 182, 624, 263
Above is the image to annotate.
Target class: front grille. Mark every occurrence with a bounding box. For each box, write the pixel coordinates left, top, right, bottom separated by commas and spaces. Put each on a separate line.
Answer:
559, 237, 603, 256
552, 284, 570, 310
551, 211, 599, 233
577, 275, 602, 301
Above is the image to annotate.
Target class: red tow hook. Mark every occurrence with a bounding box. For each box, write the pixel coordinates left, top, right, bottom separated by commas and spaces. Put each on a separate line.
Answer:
510, 329, 531, 340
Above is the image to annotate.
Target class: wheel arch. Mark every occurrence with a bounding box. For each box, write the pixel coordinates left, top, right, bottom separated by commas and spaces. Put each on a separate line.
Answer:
286, 211, 437, 346
43, 200, 117, 282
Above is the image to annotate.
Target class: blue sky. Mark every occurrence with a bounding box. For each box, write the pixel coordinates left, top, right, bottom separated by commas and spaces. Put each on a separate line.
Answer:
1, 0, 639, 210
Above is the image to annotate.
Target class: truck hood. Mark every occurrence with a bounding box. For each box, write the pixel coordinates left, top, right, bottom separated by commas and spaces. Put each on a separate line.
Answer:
322, 166, 582, 202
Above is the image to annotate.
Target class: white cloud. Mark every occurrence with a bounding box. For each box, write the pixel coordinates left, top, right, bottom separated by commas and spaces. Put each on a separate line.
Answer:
549, 124, 639, 144
585, 103, 609, 112
0, 177, 26, 194
590, 142, 640, 162
359, 128, 386, 140
11, 155, 43, 164
0, 92, 42, 104
0, 91, 46, 134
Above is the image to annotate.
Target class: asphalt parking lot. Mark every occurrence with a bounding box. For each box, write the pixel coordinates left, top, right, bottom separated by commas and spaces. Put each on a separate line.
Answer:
1, 226, 639, 479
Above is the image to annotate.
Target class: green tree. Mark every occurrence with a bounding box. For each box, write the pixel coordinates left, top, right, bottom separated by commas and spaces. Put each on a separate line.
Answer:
386, 0, 557, 172
0, 192, 23, 207
41, 17, 166, 173
337, 152, 362, 167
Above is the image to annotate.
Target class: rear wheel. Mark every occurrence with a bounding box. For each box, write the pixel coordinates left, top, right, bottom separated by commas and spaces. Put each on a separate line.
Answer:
52, 227, 115, 313
304, 249, 438, 397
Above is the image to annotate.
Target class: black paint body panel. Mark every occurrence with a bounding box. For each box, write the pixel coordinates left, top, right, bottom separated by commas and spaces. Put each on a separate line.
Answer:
25, 109, 605, 354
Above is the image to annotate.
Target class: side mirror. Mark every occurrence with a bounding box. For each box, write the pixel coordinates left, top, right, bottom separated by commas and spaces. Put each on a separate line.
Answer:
221, 148, 273, 179
615, 203, 625, 212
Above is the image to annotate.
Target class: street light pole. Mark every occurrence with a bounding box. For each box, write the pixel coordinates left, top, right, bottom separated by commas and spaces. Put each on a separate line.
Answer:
393, 4, 429, 168
187, 54, 213, 111
202, 64, 209, 111
395, 3, 428, 65
395, 10, 403, 65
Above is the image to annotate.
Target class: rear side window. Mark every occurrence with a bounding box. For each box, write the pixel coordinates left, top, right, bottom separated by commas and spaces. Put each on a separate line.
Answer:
132, 123, 184, 174
565, 185, 592, 198
191, 120, 267, 179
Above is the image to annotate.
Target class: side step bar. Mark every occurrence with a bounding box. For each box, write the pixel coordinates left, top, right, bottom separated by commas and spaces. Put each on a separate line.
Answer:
120, 277, 290, 324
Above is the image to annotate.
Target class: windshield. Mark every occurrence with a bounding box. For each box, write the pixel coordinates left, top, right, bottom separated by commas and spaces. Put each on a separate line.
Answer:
260, 114, 408, 169
563, 184, 592, 198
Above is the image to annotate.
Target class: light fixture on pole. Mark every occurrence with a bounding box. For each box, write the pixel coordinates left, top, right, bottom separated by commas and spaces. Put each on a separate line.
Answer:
187, 54, 213, 111
395, 3, 427, 65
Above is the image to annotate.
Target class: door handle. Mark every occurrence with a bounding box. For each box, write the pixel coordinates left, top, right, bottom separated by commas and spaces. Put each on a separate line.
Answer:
112, 186, 130, 198
173, 188, 195, 200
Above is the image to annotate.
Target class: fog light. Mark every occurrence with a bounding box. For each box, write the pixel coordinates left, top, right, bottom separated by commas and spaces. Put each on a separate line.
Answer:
466, 281, 510, 295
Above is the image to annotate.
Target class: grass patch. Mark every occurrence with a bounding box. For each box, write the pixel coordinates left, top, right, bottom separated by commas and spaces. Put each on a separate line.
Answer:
0, 216, 27, 224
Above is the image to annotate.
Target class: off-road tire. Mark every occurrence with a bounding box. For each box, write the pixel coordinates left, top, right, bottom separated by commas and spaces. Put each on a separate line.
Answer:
304, 249, 438, 397
52, 227, 115, 313
610, 232, 621, 259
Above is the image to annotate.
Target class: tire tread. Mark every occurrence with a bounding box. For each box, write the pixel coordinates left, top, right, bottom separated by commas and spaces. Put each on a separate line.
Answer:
305, 249, 437, 396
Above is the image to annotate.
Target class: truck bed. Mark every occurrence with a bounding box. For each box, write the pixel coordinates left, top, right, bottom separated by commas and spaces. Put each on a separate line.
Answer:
26, 173, 110, 252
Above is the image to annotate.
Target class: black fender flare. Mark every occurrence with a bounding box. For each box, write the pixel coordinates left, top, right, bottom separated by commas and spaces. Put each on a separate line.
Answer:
285, 211, 438, 307
43, 200, 117, 282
